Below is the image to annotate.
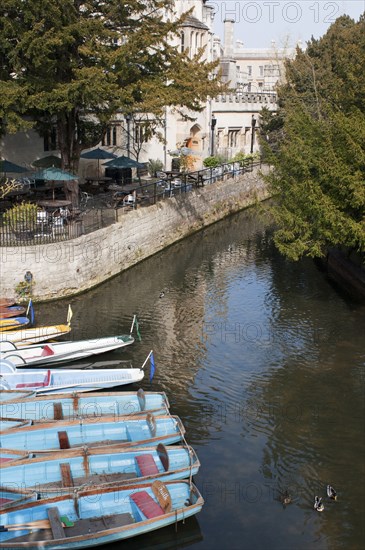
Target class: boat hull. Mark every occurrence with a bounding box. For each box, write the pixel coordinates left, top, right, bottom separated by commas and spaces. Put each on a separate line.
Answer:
0, 325, 71, 345
0, 364, 145, 394
0, 481, 204, 549
0, 390, 169, 421
0, 335, 135, 367
0, 414, 185, 452
0, 444, 200, 497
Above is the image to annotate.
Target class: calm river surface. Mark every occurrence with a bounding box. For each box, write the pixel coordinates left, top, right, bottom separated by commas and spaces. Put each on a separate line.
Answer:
40, 205, 364, 550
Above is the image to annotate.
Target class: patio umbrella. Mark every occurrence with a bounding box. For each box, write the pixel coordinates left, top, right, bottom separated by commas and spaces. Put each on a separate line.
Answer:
103, 155, 144, 169
80, 147, 117, 177
32, 167, 79, 200
0, 159, 29, 176
32, 155, 62, 168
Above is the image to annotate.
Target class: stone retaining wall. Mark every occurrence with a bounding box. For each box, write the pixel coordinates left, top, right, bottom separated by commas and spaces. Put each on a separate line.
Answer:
0, 167, 271, 301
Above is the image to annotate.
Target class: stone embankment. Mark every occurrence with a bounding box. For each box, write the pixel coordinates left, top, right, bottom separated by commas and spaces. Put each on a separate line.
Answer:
1, 167, 271, 301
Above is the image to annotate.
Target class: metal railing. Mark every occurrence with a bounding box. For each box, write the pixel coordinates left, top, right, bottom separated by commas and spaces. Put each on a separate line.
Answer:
0, 159, 261, 246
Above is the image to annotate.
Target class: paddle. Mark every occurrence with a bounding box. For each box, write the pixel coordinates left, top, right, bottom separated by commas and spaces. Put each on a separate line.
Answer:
0, 516, 74, 532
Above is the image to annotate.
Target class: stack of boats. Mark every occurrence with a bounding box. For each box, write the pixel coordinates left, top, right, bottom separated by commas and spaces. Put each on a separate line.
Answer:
0, 299, 204, 548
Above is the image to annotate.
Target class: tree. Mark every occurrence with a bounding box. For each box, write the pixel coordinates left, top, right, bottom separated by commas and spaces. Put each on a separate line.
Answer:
0, 1, 224, 170
264, 14, 365, 261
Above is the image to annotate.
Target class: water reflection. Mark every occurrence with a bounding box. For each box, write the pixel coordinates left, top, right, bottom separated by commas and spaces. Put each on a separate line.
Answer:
105, 516, 203, 550
36, 205, 364, 549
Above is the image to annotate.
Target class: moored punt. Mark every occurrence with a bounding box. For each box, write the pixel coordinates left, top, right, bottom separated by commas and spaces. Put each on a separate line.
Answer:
0, 299, 15, 308
0, 418, 33, 431
0, 307, 26, 319
0, 335, 135, 367
0, 325, 71, 346
0, 360, 145, 394
0, 318, 30, 332
0, 488, 38, 511
0, 414, 185, 452
0, 444, 200, 497
0, 450, 30, 465
0, 391, 35, 402
0, 480, 204, 549
0, 389, 169, 421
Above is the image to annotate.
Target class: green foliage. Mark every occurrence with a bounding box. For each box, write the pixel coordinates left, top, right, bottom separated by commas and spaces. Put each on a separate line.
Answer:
231, 152, 259, 165
0, 1, 225, 170
147, 158, 163, 177
265, 14, 365, 260
15, 280, 34, 301
203, 156, 223, 168
3, 202, 38, 228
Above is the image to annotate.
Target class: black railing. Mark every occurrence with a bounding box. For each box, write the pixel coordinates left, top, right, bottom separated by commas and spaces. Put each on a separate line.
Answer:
0, 159, 262, 246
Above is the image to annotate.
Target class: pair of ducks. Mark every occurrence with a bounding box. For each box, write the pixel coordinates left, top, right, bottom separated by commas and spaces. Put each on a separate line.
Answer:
314, 485, 337, 512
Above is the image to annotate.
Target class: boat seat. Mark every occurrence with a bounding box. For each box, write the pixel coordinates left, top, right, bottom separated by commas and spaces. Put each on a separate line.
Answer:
58, 431, 71, 450
0, 498, 12, 506
16, 370, 51, 388
135, 454, 159, 477
47, 507, 66, 539
41, 345, 54, 357
0, 457, 14, 464
130, 491, 165, 519
60, 463, 74, 487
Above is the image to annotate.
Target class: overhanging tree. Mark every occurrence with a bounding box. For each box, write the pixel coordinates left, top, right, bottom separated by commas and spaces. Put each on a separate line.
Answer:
263, 14, 365, 261
0, 0, 224, 170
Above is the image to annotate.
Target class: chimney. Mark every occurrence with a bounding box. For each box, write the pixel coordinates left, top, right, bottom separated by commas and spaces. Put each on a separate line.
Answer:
224, 19, 235, 58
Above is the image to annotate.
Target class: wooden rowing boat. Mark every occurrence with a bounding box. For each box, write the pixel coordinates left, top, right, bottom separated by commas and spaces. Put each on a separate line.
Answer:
0, 418, 33, 431
0, 488, 37, 511
0, 414, 185, 452
0, 443, 200, 497
0, 391, 35, 402
0, 334, 135, 367
0, 450, 30, 465
0, 389, 169, 421
0, 480, 204, 548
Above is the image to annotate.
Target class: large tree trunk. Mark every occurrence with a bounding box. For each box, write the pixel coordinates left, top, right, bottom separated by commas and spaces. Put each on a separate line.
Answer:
57, 110, 82, 173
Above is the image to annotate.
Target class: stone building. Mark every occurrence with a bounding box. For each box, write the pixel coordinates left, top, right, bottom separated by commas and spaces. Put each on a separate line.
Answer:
0, 1, 296, 175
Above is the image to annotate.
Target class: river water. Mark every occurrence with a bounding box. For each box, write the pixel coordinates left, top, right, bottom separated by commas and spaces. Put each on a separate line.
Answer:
40, 205, 364, 550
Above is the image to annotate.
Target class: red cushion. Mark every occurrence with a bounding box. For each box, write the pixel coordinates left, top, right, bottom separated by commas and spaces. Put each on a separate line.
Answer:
130, 491, 164, 519
0, 458, 14, 463
136, 454, 159, 477
0, 498, 12, 505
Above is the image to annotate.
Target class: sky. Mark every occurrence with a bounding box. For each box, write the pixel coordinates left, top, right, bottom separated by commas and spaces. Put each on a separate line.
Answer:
211, 0, 365, 49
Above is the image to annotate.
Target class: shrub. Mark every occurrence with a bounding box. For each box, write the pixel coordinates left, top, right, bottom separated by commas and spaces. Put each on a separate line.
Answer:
3, 202, 38, 228
147, 159, 163, 177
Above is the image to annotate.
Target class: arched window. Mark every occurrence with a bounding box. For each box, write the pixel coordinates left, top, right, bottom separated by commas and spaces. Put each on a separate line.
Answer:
181, 32, 185, 53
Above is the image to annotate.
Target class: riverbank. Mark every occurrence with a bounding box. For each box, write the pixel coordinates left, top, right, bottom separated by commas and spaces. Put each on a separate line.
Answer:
0, 167, 271, 301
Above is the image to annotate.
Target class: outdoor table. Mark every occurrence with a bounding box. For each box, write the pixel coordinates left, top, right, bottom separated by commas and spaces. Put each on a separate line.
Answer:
84, 176, 113, 185
36, 199, 72, 209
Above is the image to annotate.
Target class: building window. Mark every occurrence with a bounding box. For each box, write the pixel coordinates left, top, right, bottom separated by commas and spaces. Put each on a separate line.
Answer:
247, 65, 252, 76
264, 64, 280, 77
259, 65, 264, 76
102, 125, 118, 146
228, 129, 239, 148
181, 32, 185, 53
134, 122, 151, 145
217, 129, 223, 148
